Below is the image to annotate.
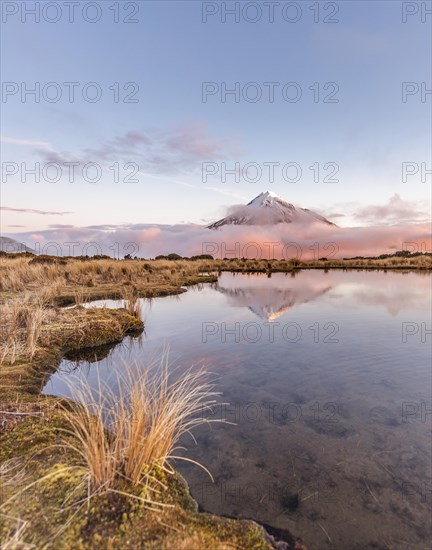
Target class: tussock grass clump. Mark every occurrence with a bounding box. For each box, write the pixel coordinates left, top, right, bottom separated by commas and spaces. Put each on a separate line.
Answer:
59, 362, 219, 505
73, 286, 87, 307
0, 293, 52, 364
122, 285, 142, 318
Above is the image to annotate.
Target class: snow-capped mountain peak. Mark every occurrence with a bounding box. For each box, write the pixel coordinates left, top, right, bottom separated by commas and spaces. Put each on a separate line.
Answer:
248, 191, 287, 207
208, 191, 335, 229
250, 190, 279, 201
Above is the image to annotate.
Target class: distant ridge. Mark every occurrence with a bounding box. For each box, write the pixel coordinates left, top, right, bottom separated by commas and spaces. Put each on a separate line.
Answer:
0, 236, 34, 253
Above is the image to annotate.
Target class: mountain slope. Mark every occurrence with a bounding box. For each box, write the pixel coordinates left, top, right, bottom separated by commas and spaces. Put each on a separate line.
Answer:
208, 191, 335, 229
0, 236, 34, 253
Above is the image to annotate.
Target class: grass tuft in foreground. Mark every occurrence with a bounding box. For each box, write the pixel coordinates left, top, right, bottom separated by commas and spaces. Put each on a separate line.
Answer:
0, 292, 53, 364
59, 361, 220, 507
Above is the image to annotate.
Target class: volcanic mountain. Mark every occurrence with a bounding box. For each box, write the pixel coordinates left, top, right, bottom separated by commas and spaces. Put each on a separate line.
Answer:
207, 191, 335, 229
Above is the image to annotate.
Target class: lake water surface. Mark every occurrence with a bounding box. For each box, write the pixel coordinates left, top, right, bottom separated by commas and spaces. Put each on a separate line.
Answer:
43, 270, 432, 549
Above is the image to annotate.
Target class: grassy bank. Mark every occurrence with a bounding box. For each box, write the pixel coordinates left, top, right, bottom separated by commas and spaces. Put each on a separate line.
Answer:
0, 305, 143, 401
199, 254, 431, 272
0, 255, 218, 305
0, 408, 274, 549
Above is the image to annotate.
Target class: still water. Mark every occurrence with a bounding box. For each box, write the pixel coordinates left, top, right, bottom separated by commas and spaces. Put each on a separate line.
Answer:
44, 270, 432, 549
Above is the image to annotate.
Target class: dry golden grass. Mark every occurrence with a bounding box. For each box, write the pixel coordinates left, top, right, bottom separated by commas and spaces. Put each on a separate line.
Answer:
0, 293, 53, 364
202, 255, 432, 271
59, 361, 220, 503
0, 257, 204, 294
121, 285, 142, 318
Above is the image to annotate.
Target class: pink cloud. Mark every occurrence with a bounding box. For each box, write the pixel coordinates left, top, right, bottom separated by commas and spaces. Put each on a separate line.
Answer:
167, 121, 227, 158
353, 194, 430, 225
32, 122, 239, 174
6, 221, 431, 260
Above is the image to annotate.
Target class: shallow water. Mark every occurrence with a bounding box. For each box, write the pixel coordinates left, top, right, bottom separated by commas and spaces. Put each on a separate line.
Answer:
44, 270, 432, 549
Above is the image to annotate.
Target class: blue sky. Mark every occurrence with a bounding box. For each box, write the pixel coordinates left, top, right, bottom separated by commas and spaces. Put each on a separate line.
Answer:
1, 0, 431, 235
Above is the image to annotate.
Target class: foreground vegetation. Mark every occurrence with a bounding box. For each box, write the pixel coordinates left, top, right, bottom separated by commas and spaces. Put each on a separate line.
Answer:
1, 251, 429, 548
1, 364, 275, 549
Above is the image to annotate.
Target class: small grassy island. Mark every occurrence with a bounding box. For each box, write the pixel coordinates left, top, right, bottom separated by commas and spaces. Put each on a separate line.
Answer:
1, 252, 430, 548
